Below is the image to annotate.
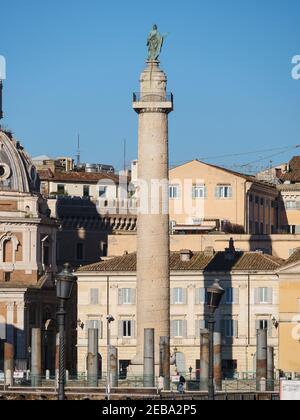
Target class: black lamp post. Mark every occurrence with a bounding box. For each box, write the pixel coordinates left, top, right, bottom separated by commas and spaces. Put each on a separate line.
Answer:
206, 280, 224, 401
56, 264, 77, 401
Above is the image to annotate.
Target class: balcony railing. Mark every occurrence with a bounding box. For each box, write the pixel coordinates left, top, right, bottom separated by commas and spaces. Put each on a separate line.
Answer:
133, 92, 173, 103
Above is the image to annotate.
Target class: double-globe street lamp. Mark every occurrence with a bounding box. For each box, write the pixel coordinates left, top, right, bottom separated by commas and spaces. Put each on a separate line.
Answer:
56, 263, 77, 401
206, 280, 225, 401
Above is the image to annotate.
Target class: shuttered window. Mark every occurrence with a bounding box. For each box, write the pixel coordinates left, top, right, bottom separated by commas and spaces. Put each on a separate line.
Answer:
90, 289, 99, 305
118, 320, 135, 338
215, 185, 233, 199
118, 289, 136, 305
171, 320, 187, 338
221, 320, 239, 338
171, 288, 187, 305
225, 288, 239, 305
195, 288, 206, 305
255, 288, 273, 305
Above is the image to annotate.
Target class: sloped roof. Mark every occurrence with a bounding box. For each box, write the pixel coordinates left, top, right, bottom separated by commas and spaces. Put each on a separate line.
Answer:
283, 248, 300, 266
78, 251, 283, 273
38, 169, 120, 184
171, 159, 276, 188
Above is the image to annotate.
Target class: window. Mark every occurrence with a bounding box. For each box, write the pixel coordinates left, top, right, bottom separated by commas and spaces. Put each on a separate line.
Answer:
249, 194, 253, 203
255, 196, 259, 205
255, 288, 273, 305
195, 288, 207, 304
99, 186, 107, 198
224, 288, 239, 305
4, 272, 11, 282
260, 198, 264, 206
286, 201, 297, 209
118, 289, 136, 305
215, 185, 232, 199
169, 185, 179, 199
57, 184, 65, 195
120, 320, 133, 338
222, 320, 238, 338
76, 243, 84, 261
259, 320, 268, 330
83, 185, 90, 197
119, 360, 131, 380
192, 184, 207, 199
171, 320, 187, 338
90, 289, 99, 305
172, 288, 186, 305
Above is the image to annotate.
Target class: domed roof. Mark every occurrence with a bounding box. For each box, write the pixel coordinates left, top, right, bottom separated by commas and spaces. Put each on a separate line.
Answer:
0, 130, 40, 193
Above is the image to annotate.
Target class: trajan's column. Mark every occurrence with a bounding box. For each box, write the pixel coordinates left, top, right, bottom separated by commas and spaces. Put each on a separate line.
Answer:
132, 25, 173, 377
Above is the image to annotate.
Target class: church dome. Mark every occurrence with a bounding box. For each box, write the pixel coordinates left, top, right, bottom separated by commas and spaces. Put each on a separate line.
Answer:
0, 130, 40, 193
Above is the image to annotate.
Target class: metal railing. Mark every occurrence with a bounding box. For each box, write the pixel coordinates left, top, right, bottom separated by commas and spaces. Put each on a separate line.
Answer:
133, 92, 173, 103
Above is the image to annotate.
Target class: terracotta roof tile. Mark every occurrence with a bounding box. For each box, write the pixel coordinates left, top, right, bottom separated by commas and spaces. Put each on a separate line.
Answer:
38, 170, 121, 184
283, 248, 300, 266
78, 251, 284, 273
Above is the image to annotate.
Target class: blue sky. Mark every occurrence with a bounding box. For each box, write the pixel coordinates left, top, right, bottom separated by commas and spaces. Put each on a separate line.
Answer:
1, 0, 300, 172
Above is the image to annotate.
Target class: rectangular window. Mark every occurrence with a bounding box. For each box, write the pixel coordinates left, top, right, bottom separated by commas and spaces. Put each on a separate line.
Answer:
222, 320, 238, 338
169, 185, 179, 199
192, 184, 207, 199
195, 288, 206, 305
224, 288, 239, 305
259, 320, 269, 330
172, 288, 186, 305
256, 287, 273, 304
118, 289, 136, 305
57, 184, 65, 195
122, 321, 132, 338
215, 185, 232, 199
83, 185, 90, 197
173, 320, 184, 338
90, 289, 99, 305
4, 272, 11, 282
76, 243, 84, 260
286, 201, 297, 209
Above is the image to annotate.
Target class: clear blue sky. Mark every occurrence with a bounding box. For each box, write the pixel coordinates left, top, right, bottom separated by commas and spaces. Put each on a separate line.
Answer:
1, 0, 300, 172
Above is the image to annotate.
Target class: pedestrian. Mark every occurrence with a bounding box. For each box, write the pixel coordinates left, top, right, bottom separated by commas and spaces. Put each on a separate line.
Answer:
178, 375, 186, 394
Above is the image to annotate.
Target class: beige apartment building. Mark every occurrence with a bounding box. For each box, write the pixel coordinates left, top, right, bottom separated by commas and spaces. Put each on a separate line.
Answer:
76, 245, 282, 379
168, 160, 279, 235
277, 249, 300, 376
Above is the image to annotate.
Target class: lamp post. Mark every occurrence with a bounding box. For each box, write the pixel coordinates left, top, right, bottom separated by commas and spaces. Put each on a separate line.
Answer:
106, 314, 115, 400
206, 280, 224, 401
56, 263, 77, 401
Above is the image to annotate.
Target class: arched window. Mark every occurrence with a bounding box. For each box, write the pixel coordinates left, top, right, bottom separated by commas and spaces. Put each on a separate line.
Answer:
3, 239, 13, 263
0, 234, 20, 264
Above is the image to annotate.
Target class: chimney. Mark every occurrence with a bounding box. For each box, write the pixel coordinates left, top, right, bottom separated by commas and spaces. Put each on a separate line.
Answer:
225, 238, 236, 261
204, 247, 215, 257
180, 250, 193, 262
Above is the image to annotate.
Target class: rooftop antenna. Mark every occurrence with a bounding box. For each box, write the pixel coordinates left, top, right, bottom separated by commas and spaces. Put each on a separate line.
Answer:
76, 134, 81, 168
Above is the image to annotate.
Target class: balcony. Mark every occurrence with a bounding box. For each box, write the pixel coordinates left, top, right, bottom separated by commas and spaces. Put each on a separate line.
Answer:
133, 92, 173, 112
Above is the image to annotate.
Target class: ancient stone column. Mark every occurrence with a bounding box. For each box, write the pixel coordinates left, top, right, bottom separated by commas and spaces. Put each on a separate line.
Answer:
132, 59, 173, 375
267, 346, 275, 392
256, 329, 268, 391
159, 336, 170, 390
87, 329, 98, 387
108, 346, 118, 389
214, 332, 222, 391
200, 330, 209, 391
4, 343, 14, 386
31, 328, 42, 387
144, 329, 155, 388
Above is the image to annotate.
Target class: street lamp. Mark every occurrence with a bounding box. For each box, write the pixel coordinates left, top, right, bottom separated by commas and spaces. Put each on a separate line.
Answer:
56, 263, 77, 401
106, 314, 115, 400
206, 280, 224, 401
